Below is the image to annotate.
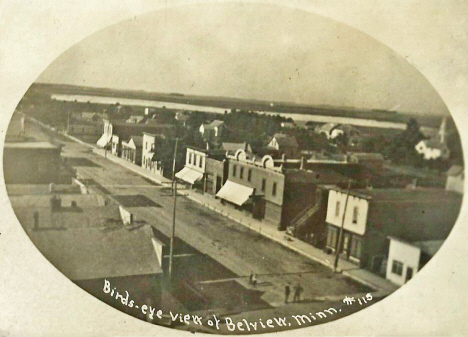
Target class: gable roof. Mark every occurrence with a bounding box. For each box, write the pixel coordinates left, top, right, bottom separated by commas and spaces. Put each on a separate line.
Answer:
129, 135, 143, 147
203, 120, 224, 129
419, 138, 449, 151
271, 133, 298, 148
316, 123, 337, 133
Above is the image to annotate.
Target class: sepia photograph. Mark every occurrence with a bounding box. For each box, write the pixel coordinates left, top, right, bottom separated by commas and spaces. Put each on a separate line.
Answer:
0, 1, 467, 336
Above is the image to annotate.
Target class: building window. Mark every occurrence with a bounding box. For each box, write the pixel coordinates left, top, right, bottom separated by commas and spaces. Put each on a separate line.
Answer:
352, 206, 359, 224
391, 260, 404, 276
145, 142, 148, 150
261, 178, 266, 192
199, 156, 203, 168
248, 169, 252, 182
233, 164, 237, 177
335, 201, 341, 217
350, 237, 362, 259
240, 167, 244, 179
272, 182, 277, 196
327, 226, 338, 248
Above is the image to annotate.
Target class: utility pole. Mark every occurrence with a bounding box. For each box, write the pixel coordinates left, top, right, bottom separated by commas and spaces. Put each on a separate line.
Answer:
334, 179, 352, 273
168, 138, 179, 283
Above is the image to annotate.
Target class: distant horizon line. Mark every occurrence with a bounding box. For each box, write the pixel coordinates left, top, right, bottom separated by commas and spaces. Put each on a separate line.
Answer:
33, 81, 450, 117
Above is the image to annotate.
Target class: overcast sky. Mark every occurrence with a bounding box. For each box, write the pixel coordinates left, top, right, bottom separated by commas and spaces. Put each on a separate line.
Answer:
37, 3, 449, 115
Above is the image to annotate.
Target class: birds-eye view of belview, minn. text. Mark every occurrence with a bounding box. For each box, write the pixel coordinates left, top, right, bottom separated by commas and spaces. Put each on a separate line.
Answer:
3, 4, 463, 334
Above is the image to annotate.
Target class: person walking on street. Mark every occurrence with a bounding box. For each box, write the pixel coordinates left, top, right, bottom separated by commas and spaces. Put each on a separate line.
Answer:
284, 282, 291, 303
293, 283, 303, 303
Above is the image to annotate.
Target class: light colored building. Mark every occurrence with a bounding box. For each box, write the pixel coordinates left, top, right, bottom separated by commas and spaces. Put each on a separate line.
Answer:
175, 148, 206, 186
199, 120, 225, 139
415, 117, 450, 160
175, 111, 190, 126
386, 236, 443, 286
121, 136, 143, 165
175, 147, 228, 193
142, 133, 164, 176
316, 123, 361, 140
446, 165, 464, 194
280, 121, 296, 129
126, 115, 145, 124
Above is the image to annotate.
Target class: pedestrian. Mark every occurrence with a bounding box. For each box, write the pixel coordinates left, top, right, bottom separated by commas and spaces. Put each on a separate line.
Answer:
249, 271, 254, 285
252, 274, 257, 288
293, 282, 303, 303
33, 211, 39, 230
284, 282, 291, 303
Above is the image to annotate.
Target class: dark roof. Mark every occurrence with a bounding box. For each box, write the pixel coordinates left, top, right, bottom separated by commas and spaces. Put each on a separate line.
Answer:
221, 142, 251, 152
328, 186, 463, 204
112, 121, 175, 140
447, 165, 464, 177
186, 146, 227, 158
27, 225, 163, 280
130, 135, 143, 147
271, 133, 298, 148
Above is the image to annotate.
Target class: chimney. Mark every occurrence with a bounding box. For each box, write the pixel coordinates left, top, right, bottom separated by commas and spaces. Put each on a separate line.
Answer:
300, 156, 305, 170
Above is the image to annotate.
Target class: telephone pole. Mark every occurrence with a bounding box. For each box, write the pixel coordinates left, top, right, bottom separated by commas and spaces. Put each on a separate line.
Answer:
334, 179, 352, 273
168, 138, 179, 282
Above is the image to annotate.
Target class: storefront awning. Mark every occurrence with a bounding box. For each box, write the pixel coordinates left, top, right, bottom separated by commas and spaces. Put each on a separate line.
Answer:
175, 167, 204, 185
96, 133, 111, 147
216, 180, 254, 206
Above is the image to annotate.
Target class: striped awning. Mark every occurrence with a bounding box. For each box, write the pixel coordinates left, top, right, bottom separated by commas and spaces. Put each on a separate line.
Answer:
175, 167, 204, 185
216, 180, 254, 206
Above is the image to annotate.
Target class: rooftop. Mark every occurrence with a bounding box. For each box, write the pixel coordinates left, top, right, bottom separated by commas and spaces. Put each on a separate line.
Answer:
388, 236, 445, 257
4, 141, 60, 150
447, 165, 464, 177
327, 186, 463, 204
269, 133, 299, 148
26, 225, 163, 280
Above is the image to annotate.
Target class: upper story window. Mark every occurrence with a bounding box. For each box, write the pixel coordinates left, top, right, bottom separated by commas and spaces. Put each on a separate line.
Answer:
247, 169, 252, 182
240, 167, 244, 179
261, 178, 266, 192
335, 201, 341, 217
352, 206, 359, 224
272, 182, 277, 196
199, 156, 203, 168
233, 164, 237, 177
